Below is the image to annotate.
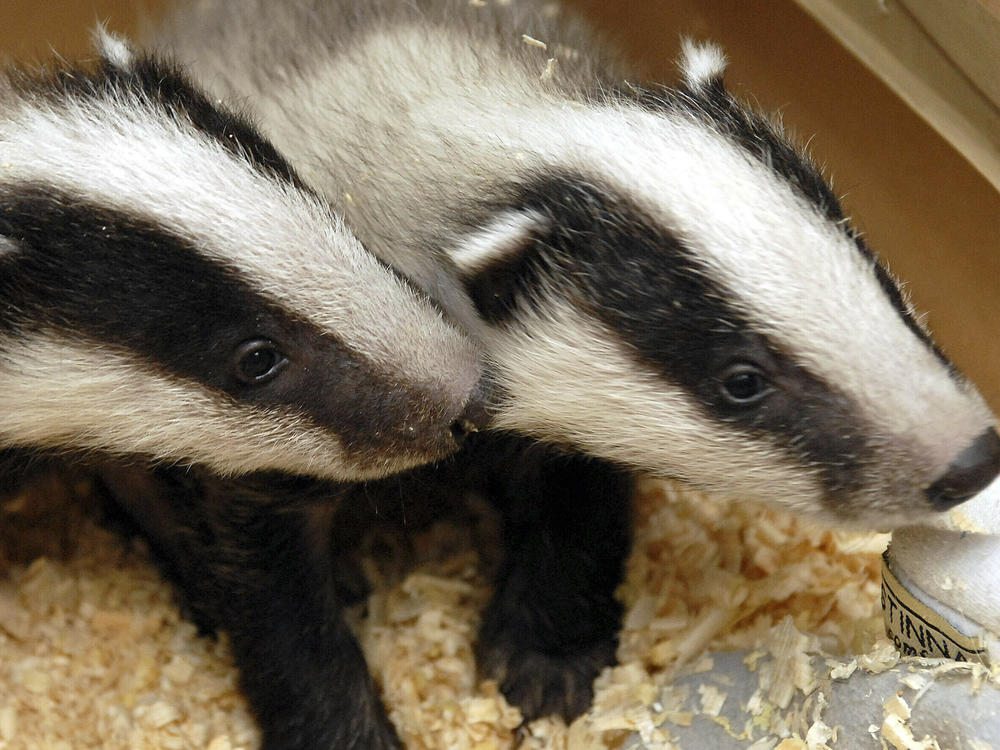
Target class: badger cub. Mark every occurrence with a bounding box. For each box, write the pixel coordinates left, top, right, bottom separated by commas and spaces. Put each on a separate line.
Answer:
156, 0, 1000, 746
0, 30, 485, 750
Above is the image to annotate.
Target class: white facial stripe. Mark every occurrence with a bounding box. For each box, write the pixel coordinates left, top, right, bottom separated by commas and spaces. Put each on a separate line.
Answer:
0, 335, 418, 481
0, 87, 471, 387
487, 300, 822, 513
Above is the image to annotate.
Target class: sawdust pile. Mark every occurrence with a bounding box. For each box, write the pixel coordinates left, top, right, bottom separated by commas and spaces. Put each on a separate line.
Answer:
0, 474, 896, 749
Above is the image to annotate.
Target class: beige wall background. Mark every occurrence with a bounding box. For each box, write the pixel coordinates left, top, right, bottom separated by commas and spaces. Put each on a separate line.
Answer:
3, 0, 999, 408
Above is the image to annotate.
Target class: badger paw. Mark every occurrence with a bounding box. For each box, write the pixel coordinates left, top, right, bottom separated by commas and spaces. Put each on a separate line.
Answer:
476, 634, 618, 722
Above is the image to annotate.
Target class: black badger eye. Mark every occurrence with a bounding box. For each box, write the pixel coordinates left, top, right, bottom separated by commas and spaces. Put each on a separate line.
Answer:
233, 339, 288, 385
719, 364, 770, 405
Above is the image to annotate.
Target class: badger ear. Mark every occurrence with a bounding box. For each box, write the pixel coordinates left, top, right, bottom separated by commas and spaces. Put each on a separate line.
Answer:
677, 38, 727, 92
447, 209, 549, 323
448, 209, 547, 275
92, 24, 136, 72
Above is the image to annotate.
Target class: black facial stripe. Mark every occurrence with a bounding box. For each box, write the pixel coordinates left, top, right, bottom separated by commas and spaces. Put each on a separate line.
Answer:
0, 183, 291, 384
0, 184, 451, 460
465, 173, 871, 497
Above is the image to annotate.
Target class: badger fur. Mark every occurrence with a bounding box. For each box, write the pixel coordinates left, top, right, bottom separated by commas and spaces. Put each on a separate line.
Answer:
0, 31, 488, 750
0, 29, 483, 482
154, 0, 1000, 743
156, 0, 1000, 524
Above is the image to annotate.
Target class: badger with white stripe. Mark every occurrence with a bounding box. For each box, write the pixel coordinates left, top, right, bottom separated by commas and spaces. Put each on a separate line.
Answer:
0, 30, 486, 750
156, 0, 1000, 743
0, 30, 484, 480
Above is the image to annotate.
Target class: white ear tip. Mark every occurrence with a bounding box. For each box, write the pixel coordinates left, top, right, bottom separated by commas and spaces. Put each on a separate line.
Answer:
678, 38, 728, 89
449, 209, 547, 274
92, 25, 136, 71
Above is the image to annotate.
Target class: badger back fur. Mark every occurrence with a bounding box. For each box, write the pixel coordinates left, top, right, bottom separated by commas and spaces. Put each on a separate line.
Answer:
0, 30, 483, 481
156, 0, 1000, 526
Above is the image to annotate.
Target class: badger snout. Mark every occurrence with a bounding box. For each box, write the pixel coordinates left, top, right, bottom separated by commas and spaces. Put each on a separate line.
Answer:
405, 371, 493, 458
926, 428, 1000, 511
448, 375, 494, 443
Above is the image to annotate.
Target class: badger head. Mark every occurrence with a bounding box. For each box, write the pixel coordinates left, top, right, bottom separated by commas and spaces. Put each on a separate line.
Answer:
0, 32, 484, 481
445, 41, 999, 527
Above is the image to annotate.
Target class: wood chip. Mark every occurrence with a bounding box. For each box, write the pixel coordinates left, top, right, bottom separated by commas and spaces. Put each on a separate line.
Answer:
521, 34, 547, 50
0, 475, 940, 748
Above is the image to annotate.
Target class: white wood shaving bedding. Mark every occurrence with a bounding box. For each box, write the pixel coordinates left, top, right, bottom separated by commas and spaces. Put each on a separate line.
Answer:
520, 34, 548, 50
0, 473, 930, 749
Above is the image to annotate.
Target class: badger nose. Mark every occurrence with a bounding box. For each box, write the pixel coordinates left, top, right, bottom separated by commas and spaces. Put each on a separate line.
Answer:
448, 381, 493, 444
926, 428, 1000, 511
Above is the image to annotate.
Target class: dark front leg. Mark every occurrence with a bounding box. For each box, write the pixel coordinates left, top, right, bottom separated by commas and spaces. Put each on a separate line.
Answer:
99, 465, 401, 750
472, 438, 634, 723
224, 504, 400, 750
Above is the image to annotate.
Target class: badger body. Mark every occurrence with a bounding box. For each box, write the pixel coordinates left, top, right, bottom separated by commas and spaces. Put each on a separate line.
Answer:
0, 33, 487, 750
154, 0, 1000, 744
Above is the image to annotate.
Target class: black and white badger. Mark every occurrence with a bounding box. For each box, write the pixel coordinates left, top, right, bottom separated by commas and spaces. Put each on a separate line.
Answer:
154, 0, 1000, 745
0, 29, 484, 479
0, 29, 487, 750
